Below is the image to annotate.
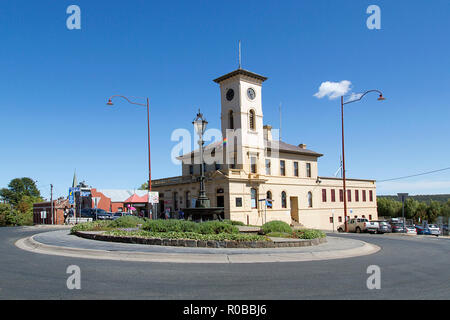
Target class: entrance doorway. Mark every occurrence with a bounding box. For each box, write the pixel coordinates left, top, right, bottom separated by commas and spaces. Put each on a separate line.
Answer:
216, 195, 224, 208
290, 196, 299, 223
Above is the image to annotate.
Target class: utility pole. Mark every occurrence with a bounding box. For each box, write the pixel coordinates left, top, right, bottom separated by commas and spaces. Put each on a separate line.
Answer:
50, 184, 54, 225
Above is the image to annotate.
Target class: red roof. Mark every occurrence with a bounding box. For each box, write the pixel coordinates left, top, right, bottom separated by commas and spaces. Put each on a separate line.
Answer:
124, 193, 148, 203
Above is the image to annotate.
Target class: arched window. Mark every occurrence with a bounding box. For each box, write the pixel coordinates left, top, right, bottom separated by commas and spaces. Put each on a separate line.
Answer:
281, 191, 287, 208
249, 110, 255, 130
308, 191, 313, 208
251, 188, 257, 209
229, 110, 234, 129
266, 191, 272, 209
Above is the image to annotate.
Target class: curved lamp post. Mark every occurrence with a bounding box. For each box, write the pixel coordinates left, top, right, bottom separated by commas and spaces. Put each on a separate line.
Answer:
106, 95, 152, 192
192, 110, 210, 208
341, 90, 385, 232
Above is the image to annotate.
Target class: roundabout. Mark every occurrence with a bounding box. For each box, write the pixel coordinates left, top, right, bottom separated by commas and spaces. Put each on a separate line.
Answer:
1, 226, 449, 299
15, 229, 379, 263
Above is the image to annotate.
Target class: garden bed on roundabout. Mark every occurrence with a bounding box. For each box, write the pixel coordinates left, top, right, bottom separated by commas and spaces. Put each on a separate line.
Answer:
71, 217, 327, 248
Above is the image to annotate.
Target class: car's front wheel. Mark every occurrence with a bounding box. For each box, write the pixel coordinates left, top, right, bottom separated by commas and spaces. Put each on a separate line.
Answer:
356, 227, 361, 233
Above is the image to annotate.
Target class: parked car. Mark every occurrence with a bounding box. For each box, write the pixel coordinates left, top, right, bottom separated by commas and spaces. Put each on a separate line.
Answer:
405, 225, 417, 234
80, 208, 113, 220
111, 212, 133, 220
337, 218, 379, 234
373, 220, 391, 234
416, 224, 440, 236
391, 223, 406, 233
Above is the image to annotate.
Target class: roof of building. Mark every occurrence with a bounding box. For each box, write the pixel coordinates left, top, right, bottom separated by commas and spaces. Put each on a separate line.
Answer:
98, 189, 148, 202
271, 141, 323, 157
124, 193, 148, 203
213, 68, 268, 83
177, 140, 322, 159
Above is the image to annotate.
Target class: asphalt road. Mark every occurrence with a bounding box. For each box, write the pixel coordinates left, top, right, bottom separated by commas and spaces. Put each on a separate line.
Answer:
1, 226, 449, 299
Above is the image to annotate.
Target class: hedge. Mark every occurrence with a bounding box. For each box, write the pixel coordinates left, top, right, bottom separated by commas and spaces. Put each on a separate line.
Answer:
70, 220, 114, 233
105, 230, 269, 242
110, 216, 145, 228
293, 229, 326, 239
261, 221, 292, 234
142, 220, 239, 234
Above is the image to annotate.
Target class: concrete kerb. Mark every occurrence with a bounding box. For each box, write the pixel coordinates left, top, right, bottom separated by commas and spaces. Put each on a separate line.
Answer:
15, 232, 381, 264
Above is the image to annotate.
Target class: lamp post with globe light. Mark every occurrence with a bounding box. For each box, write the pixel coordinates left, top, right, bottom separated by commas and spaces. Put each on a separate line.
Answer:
192, 110, 210, 208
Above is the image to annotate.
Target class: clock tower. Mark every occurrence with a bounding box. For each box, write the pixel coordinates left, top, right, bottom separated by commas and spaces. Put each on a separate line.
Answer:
213, 68, 268, 172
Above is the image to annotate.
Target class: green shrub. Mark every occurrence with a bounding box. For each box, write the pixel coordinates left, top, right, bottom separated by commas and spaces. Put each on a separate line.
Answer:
293, 229, 326, 239
142, 220, 238, 234
110, 216, 145, 228
70, 220, 114, 233
142, 219, 200, 233
197, 221, 239, 234
261, 220, 292, 234
105, 230, 269, 242
223, 219, 245, 226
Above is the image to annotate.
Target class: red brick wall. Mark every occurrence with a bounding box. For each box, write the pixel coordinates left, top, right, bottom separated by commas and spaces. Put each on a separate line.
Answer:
33, 200, 68, 225
90, 189, 124, 213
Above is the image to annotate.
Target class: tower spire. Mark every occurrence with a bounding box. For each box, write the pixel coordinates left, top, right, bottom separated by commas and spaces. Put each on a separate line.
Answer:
72, 169, 78, 188
238, 40, 241, 69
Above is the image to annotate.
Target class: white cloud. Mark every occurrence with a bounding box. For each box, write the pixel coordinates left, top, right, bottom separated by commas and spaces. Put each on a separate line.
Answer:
346, 92, 363, 102
314, 80, 352, 100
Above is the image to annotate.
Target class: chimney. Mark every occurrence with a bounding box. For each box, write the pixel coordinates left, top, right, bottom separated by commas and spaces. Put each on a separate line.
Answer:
298, 143, 307, 149
263, 125, 272, 141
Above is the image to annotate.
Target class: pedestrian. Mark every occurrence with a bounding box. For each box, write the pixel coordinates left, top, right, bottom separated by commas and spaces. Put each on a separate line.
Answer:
64, 206, 69, 224
165, 208, 170, 220
178, 209, 184, 220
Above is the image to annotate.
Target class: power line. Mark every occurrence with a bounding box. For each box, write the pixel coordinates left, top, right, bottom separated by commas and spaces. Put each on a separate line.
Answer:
377, 166, 450, 182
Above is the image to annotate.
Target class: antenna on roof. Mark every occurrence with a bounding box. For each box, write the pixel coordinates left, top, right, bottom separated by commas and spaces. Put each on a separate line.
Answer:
238, 40, 242, 69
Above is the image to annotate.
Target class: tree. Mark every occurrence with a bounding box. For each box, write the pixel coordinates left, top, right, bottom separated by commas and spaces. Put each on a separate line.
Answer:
0, 178, 41, 206
0, 178, 42, 226
426, 200, 441, 222
377, 198, 402, 217
0, 203, 20, 226
441, 200, 450, 218
138, 182, 148, 190
405, 199, 420, 220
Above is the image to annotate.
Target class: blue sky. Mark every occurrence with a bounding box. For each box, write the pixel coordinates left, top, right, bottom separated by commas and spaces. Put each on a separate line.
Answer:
1, 0, 449, 200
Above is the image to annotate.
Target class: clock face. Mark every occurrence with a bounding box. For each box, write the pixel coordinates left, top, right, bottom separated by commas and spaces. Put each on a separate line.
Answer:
247, 88, 256, 100
226, 89, 234, 101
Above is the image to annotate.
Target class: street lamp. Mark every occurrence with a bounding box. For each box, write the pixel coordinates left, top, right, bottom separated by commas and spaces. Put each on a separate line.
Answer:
341, 90, 385, 232
192, 110, 210, 208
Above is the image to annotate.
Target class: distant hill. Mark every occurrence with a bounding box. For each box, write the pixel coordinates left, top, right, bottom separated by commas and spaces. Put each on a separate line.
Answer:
378, 194, 450, 203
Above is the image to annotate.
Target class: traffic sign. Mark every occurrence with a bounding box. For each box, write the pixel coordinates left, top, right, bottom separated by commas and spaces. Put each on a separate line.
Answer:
397, 193, 408, 201
93, 197, 101, 208
148, 192, 159, 204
